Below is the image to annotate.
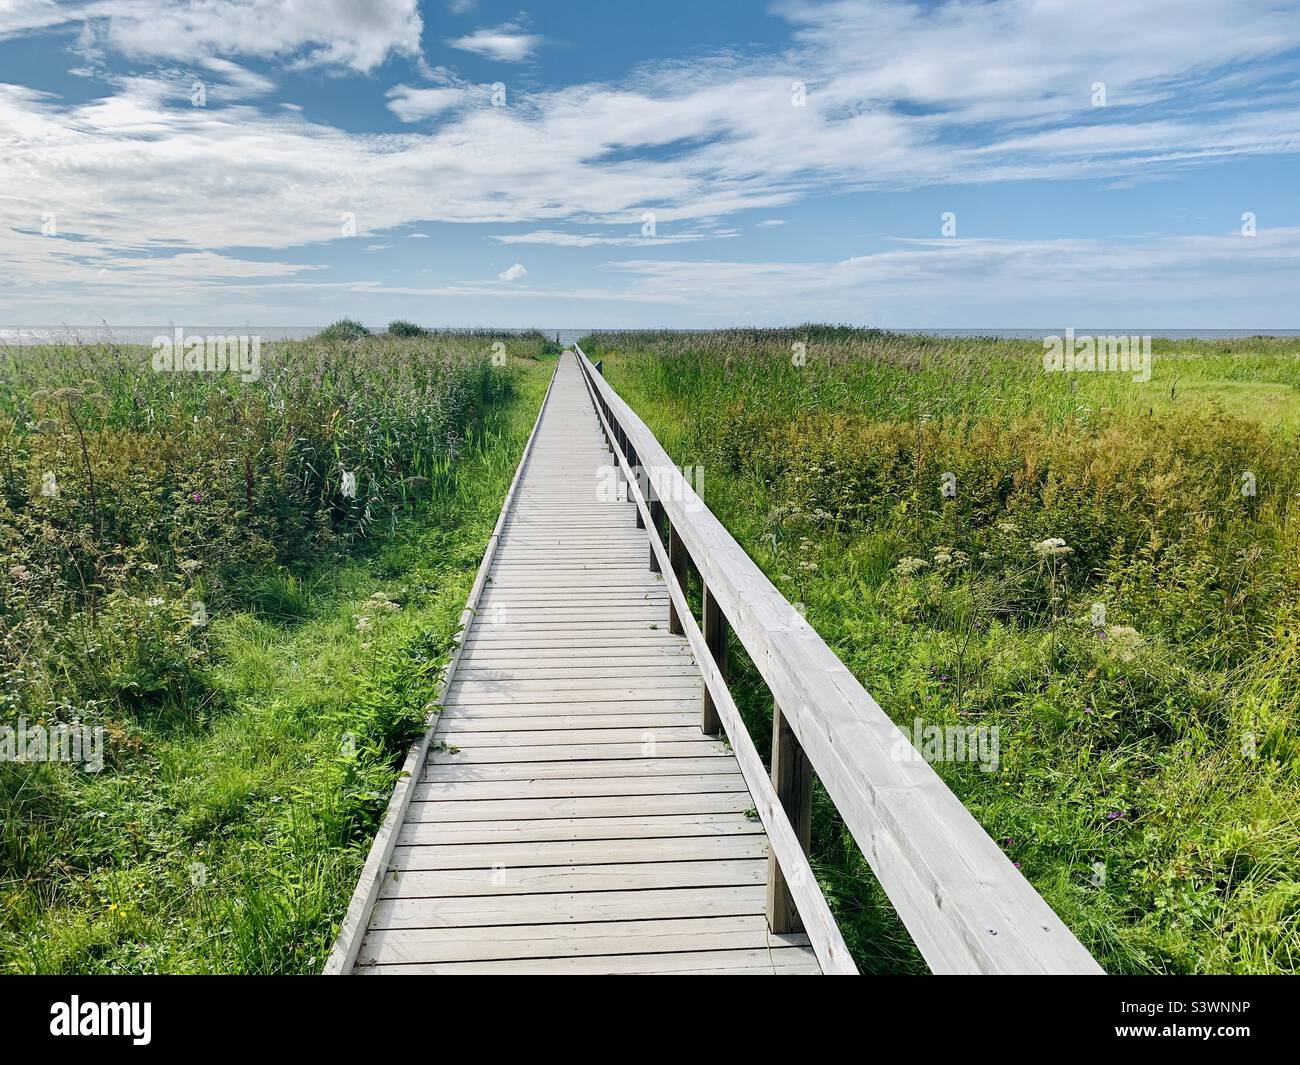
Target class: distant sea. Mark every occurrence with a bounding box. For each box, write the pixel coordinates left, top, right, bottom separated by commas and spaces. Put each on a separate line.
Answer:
2, 325, 1297, 347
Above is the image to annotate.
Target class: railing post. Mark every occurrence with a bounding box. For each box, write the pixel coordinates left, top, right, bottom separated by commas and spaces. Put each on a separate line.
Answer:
767, 701, 814, 933
667, 524, 688, 634
648, 499, 664, 572
629, 446, 644, 529
701, 587, 727, 734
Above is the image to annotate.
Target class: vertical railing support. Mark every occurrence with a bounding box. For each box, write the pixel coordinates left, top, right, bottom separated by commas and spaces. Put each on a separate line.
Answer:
629, 446, 644, 529
701, 587, 727, 734
767, 701, 814, 933
648, 499, 664, 572
667, 525, 688, 634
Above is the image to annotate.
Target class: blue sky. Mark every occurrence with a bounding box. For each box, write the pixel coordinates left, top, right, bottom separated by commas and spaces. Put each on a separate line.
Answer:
1, 0, 1298, 328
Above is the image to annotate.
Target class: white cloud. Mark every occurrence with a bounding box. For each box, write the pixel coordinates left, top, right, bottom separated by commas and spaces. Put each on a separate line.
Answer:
2, 0, 1300, 322
603, 228, 1300, 326
386, 84, 476, 122
449, 24, 541, 62
493, 229, 734, 247
0, 0, 424, 72
497, 263, 527, 281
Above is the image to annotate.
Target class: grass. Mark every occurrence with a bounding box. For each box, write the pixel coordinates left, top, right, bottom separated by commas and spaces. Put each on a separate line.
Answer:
585, 327, 1300, 975
0, 331, 554, 973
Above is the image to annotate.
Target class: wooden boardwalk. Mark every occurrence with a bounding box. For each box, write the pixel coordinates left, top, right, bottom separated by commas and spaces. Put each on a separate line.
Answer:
345, 353, 821, 974
329, 349, 1101, 977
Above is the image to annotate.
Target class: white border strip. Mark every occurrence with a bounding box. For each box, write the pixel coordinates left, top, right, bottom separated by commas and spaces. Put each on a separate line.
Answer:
322, 355, 561, 975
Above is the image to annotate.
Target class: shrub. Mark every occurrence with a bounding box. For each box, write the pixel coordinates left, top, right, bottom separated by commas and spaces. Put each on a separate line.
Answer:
317, 319, 371, 341
386, 320, 428, 338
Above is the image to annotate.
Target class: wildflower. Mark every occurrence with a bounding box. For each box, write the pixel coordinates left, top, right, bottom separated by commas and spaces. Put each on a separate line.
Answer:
1104, 625, 1142, 661
996, 521, 1020, 533
146, 597, 164, 607
178, 559, 202, 574
190, 492, 203, 504
798, 560, 818, 572
1106, 810, 1127, 821
1033, 537, 1072, 558
893, 556, 928, 576
355, 616, 371, 632
8, 564, 31, 582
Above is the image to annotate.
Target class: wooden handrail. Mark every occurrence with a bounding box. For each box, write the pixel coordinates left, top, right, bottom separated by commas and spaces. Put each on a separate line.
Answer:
573, 343, 1103, 975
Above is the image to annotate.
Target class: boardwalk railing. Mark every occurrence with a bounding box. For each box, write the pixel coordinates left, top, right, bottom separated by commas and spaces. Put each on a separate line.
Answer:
573, 343, 1103, 975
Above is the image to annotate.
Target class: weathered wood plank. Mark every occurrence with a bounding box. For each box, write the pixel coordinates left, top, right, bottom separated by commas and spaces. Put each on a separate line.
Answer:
367, 885, 767, 930
411, 773, 750, 803
358, 916, 804, 966
397, 812, 762, 846
390, 834, 768, 871
356, 946, 819, 975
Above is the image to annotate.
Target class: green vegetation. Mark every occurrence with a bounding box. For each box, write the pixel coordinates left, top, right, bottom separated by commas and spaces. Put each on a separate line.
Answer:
317, 318, 372, 341
386, 320, 430, 338
586, 327, 1300, 975
0, 332, 553, 973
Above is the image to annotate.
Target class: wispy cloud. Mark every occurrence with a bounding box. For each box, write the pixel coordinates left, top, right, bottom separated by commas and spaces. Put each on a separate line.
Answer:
0, 0, 424, 72
497, 263, 527, 281
386, 84, 475, 122
448, 23, 542, 62
493, 229, 735, 247
1, 0, 1299, 322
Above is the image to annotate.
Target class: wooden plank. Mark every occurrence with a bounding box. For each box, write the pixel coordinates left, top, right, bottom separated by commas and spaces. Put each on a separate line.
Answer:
427, 741, 731, 764
434, 712, 703, 732
367, 885, 766, 930
411, 773, 750, 802
357, 916, 803, 966
356, 946, 819, 975
421, 755, 744, 782
450, 675, 700, 694
435, 725, 709, 747
443, 685, 701, 706
379, 859, 768, 899
434, 698, 703, 719
390, 834, 768, 871
397, 812, 763, 846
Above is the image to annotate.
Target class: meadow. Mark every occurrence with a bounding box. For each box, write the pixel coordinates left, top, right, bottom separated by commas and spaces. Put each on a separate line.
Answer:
585, 327, 1300, 974
0, 328, 555, 973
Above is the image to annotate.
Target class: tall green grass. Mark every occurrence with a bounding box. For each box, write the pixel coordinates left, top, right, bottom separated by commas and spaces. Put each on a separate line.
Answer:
0, 335, 553, 973
587, 327, 1300, 974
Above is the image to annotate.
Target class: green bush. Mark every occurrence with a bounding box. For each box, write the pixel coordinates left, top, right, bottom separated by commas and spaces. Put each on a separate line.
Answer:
317, 319, 371, 341
386, 320, 429, 338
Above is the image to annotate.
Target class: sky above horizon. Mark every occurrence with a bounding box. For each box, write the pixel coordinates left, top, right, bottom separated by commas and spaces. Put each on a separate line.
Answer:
1, 0, 1298, 329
